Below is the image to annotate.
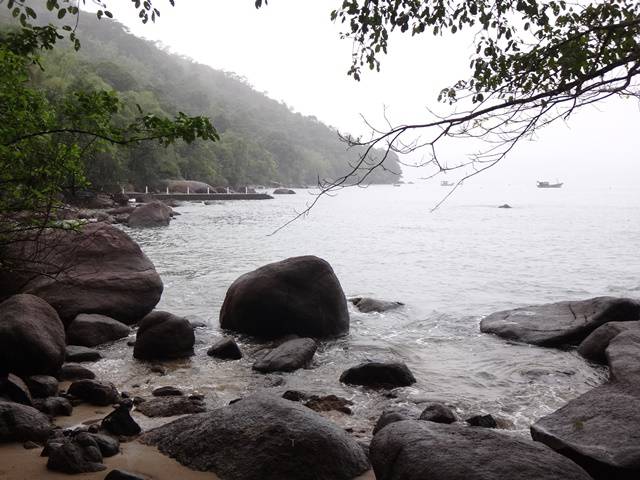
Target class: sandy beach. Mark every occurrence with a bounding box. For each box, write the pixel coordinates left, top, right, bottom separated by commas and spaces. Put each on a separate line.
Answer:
0, 402, 376, 480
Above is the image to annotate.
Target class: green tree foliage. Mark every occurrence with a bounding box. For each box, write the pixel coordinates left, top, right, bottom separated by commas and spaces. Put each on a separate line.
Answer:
2, 2, 401, 194
1, 2, 217, 260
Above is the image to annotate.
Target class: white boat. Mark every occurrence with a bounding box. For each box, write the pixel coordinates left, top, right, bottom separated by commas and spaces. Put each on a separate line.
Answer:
536, 180, 563, 188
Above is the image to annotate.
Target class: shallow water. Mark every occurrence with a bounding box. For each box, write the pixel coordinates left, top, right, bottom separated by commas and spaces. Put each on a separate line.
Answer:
91, 182, 639, 436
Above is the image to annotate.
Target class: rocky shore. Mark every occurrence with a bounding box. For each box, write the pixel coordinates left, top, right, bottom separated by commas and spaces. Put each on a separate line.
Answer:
1, 216, 639, 479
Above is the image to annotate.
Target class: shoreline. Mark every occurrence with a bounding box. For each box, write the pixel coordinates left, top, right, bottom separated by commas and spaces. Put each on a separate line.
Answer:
0, 401, 376, 479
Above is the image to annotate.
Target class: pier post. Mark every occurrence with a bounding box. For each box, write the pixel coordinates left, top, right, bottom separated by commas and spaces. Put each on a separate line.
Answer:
145, 186, 148, 194
187, 186, 190, 194
166, 187, 169, 194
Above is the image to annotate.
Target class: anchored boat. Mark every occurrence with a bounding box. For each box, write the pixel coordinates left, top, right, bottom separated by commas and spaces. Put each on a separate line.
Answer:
536, 180, 563, 188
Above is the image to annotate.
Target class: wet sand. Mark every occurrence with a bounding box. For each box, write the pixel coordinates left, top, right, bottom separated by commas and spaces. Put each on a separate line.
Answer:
0, 403, 375, 479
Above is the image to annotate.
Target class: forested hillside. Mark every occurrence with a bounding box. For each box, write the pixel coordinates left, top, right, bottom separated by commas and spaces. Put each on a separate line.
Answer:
0, 8, 401, 191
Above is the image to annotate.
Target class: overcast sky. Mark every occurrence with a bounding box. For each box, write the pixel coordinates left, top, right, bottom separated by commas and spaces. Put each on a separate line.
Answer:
99, 0, 640, 187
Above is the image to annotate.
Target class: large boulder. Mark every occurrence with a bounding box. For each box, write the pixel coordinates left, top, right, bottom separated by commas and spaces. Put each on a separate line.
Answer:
133, 311, 195, 360
531, 331, 640, 479
531, 383, 640, 480
371, 420, 592, 480
220, 256, 350, 338
66, 313, 131, 347
0, 294, 66, 376
253, 338, 317, 373
578, 320, 640, 364
143, 393, 370, 480
127, 201, 173, 228
480, 297, 640, 347
0, 223, 163, 325
340, 362, 416, 389
0, 401, 54, 443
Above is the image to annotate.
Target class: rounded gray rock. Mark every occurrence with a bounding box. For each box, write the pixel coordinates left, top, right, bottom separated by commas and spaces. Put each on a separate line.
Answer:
0, 294, 66, 376
220, 256, 349, 339
133, 311, 195, 360
142, 393, 370, 480
66, 313, 131, 347
371, 420, 592, 480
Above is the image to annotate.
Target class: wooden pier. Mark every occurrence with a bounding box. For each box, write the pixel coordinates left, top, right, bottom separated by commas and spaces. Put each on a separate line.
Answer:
123, 192, 273, 202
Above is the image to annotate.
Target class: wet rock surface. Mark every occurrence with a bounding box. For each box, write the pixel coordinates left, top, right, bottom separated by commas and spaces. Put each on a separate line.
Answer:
531, 382, 640, 480
0, 294, 66, 376
46, 434, 106, 474
372, 407, 417, 435
371, 420, 592, 480
206, 337, 243, 360
578, 320, 640, 364
0, 223, 163, 325
104, 469, 147, 480
33, 396, 73, 416
133, 311, 195, 360
419, 402, 457, 424
531, 324, 640, 479
135, 396, 206, 418
253, 337, 317, 373
480, 296, 640, 347
142, 393, 370, 480
65, 345, 102, 363
127, 201, 173, 228
340, 362, 416, 389
152, 386, 183, 397
466, 414, 497, 428
57, 363, 96, 381
350, 297, 404, 313
0, 400, 54, 442
0, 373, 33, 406
25, 375, 59, 398
282, 391, 353, 415
67, 379, 119, 406
66, 313, 131, 347
101, 402, 141, 436
220, 256, 350, 339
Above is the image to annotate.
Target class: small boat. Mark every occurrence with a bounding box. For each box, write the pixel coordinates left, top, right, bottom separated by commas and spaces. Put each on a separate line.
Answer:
536, 180, 563, 188
440, 180, 454, 187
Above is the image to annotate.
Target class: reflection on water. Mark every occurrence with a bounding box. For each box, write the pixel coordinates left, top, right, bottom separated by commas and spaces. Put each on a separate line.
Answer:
92, 184, 638, 436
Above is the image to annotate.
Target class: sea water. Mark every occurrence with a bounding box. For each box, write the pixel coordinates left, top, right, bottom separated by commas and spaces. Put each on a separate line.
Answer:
90, 182, 640, 436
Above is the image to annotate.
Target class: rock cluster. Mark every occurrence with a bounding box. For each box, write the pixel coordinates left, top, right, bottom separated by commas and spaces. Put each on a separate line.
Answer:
482, 297, 640, 480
